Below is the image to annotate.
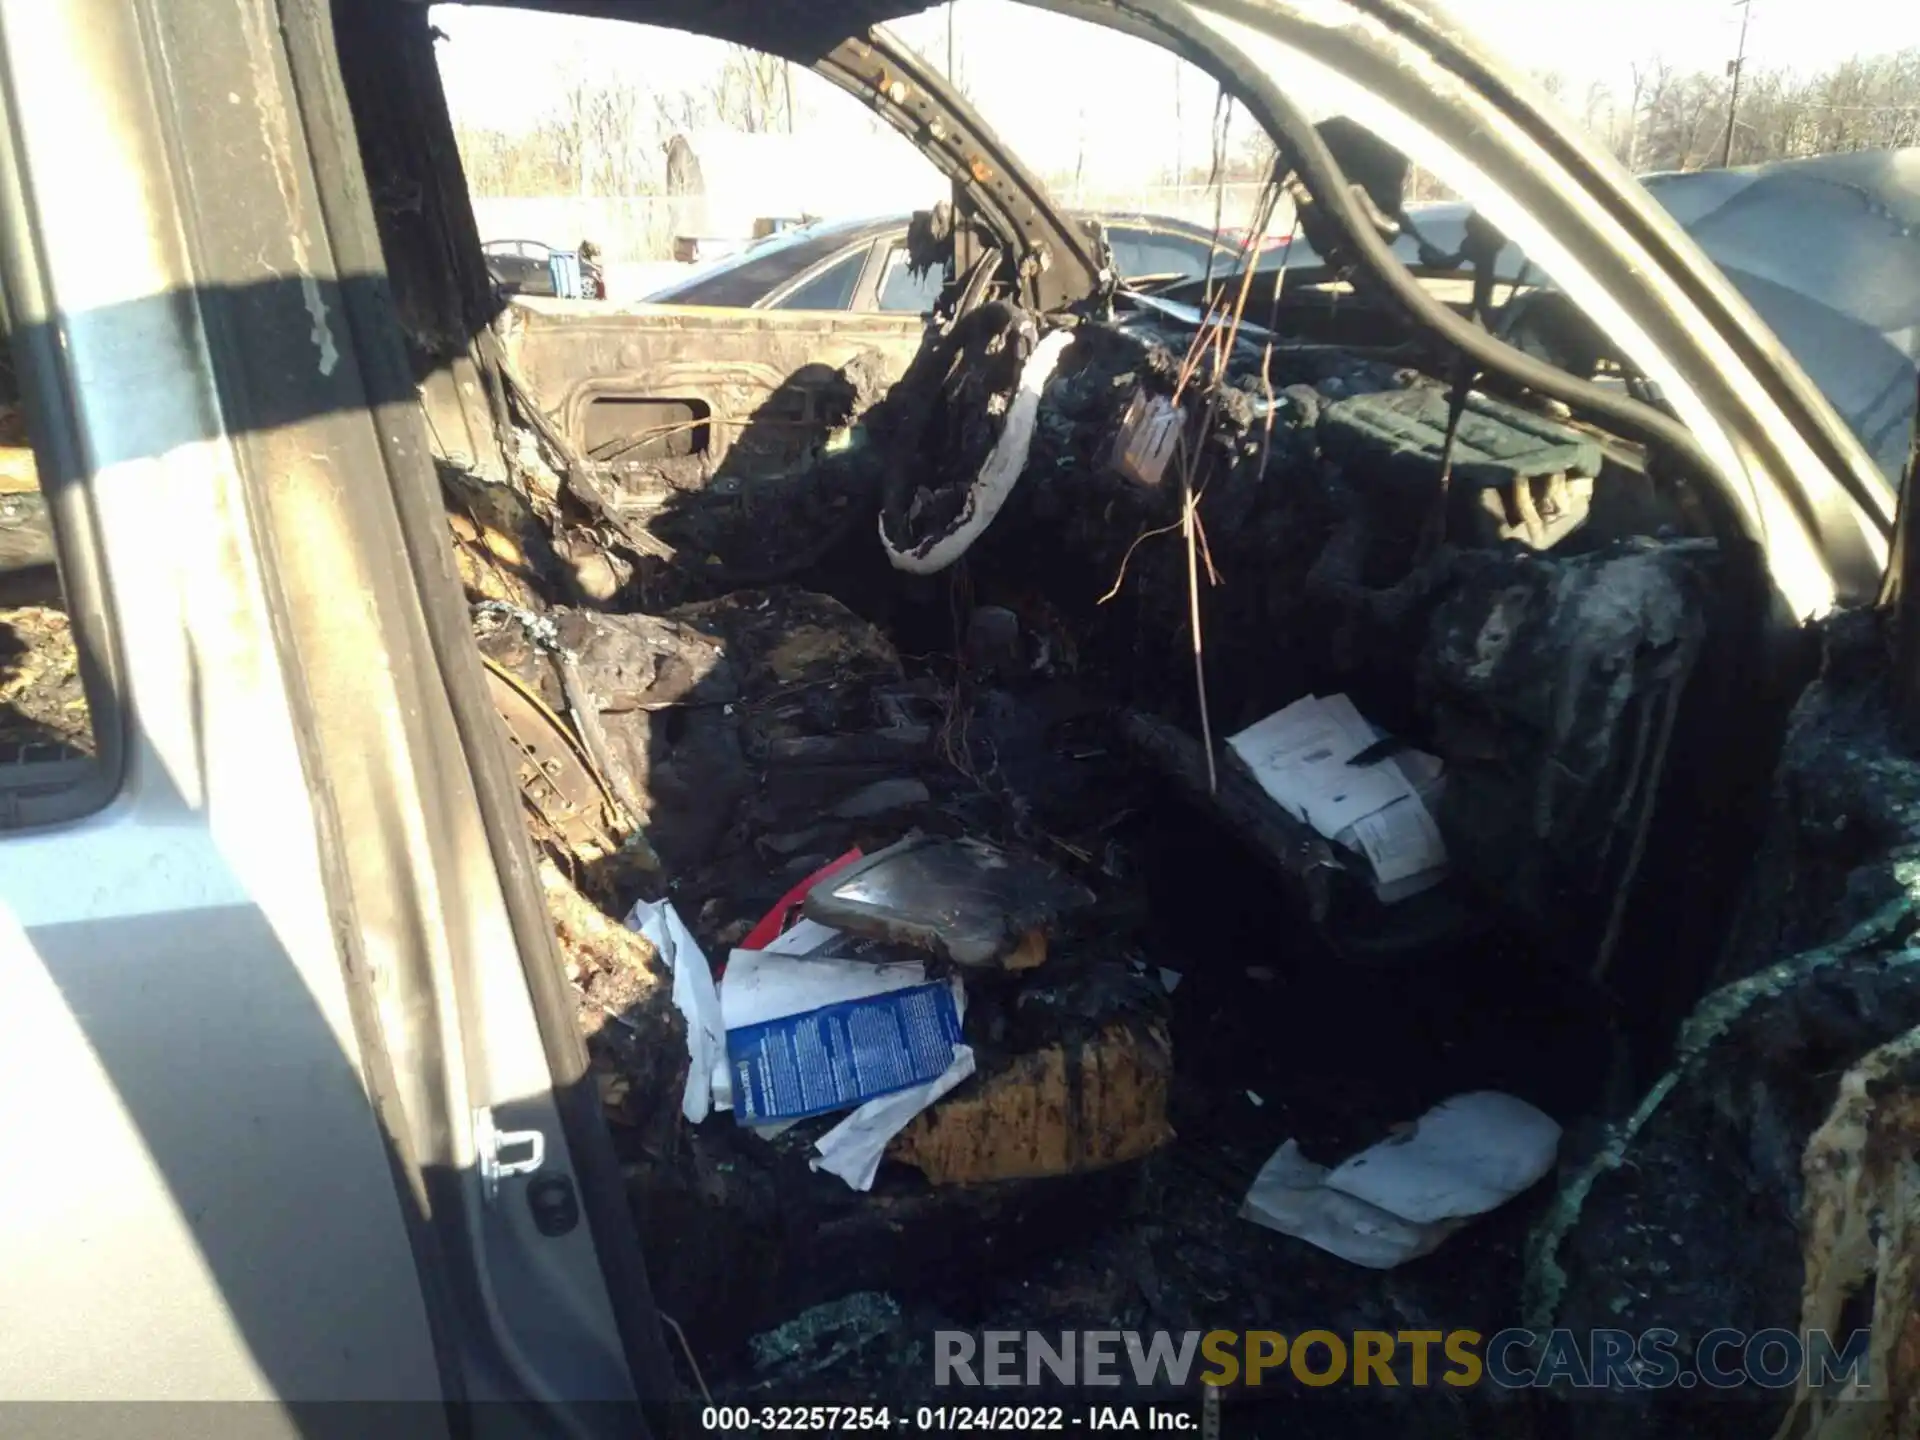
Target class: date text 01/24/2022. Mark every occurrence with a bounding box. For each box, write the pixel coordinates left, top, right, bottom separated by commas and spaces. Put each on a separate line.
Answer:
699, 1404, 1199, 1431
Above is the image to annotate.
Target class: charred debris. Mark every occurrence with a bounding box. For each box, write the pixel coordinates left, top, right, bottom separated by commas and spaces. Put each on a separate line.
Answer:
345, 7, 1920, 1416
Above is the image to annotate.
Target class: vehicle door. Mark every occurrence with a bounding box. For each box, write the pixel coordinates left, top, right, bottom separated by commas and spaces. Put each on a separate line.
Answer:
0, 0, 661, 1429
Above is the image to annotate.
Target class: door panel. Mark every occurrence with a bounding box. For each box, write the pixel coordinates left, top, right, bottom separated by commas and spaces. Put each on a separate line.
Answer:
499, 297, 928, 511
0, 0, 649, 1424
0, 0, 448, 1407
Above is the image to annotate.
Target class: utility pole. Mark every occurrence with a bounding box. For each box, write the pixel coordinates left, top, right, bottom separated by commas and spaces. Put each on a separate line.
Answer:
947, 2, 956, 83
1174, 55, 1184, 199
1719, 0, 1753, 168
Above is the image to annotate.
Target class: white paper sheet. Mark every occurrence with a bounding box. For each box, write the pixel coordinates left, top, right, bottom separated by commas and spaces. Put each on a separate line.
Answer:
1343, 797, 1449, 888
1324, 1091, 1562, 1225
1230, 694, 1450, 893
1243, 1092, 1559, 1267
723, 928, 931, 1031
812, 1035, 977, 1192
1228, 695, 1411, 836
626, 897, 728, 1122
1240, 1140, 1459, 1269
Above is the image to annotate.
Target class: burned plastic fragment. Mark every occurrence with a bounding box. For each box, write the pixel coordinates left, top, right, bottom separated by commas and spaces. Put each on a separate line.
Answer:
802, 834, 1094, 969
1319, 383, 1602, 556
903, 202, 955, 279
1121, 709, 1339, 925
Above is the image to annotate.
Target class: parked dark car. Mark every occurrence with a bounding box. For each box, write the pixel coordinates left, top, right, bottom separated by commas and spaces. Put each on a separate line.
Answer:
643, 211, 1240, 311
482, 237, 559, 296
484, 238, 605, 300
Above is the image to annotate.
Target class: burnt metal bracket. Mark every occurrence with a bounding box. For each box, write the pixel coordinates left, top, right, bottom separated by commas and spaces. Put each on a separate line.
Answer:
1887, 373, 1920, 726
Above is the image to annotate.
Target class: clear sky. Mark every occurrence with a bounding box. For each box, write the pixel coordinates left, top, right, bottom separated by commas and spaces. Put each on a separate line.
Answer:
433, 0, 1920, 186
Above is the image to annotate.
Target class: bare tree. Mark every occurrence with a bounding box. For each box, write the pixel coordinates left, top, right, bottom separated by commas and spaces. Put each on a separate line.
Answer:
1582, 79, 1614, 147
708, 44, 794, 134
1622, 62, 1654, 168
1565, 48, 1920, 171
453, 123, 562, 197
652, 86, 709, 147
557, 73, 652, 196
456, 43, 1920, 210
1238, 123, 1279, 184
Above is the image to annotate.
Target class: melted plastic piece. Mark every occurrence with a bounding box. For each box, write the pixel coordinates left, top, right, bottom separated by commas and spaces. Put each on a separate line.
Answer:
802, 834, 1094, 968
1319, 386, 1603, 490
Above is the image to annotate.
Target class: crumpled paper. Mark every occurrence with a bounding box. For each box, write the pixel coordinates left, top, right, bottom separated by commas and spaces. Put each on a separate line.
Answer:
625, 897, 728, 1121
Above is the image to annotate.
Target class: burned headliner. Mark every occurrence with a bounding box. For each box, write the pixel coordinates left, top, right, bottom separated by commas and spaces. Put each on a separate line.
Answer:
439, 0, 941, 60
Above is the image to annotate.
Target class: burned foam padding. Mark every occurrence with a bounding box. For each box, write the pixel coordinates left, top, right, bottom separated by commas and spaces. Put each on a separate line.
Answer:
440, 461, 570, 610
656, 589, 905, 843
668, 585, 902, 699
886, 1015, 1174, 1185
875, 302, 1074, 574
538, 858, 687, 1154
1417, 538, 1715, 941
1318, 385, 1604, 550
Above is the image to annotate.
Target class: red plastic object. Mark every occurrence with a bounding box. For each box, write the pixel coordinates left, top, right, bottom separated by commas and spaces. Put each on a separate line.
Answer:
740, 847, 864, 952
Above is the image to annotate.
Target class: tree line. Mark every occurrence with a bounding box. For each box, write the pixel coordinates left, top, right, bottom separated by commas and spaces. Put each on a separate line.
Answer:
454, 43, 800, 199
455, 46, 1920, 202
1558, 46, 1920, 173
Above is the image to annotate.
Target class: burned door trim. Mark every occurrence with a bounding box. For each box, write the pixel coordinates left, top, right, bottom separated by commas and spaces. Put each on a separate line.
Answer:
498, 299, 928, 486
283, 0, 677, 1420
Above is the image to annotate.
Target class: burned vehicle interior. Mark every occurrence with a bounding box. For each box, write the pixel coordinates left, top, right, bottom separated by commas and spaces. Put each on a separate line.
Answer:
4, 0, 1916, 1433
351, 1, 1919, 1433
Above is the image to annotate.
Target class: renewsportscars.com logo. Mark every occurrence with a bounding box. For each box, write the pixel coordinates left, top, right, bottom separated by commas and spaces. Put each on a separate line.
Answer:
933, 1328, 1876, 1394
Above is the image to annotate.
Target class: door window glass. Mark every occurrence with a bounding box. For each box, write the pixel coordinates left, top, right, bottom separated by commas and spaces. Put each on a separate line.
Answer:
771, 250, 864, 311
876, 246, 947, 313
